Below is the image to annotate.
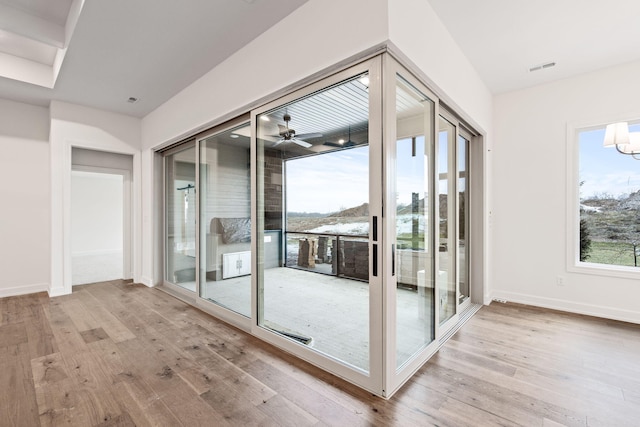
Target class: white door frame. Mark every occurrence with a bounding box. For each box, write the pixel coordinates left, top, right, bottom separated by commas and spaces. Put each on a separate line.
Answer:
50, 136, 141, 297
71, 165, 133, 283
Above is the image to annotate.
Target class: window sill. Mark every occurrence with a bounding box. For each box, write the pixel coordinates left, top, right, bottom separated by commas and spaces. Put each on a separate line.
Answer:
569, 261, 640, 280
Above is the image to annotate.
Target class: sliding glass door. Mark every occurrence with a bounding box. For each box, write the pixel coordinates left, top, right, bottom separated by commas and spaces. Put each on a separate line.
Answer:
386, 60, 476, 392
165, 143, 197, 292
159, 53, 481, 397
254, 58, 383, 389
438, 116, 457, 327
393, 74, 436, 369
458, 130, 471, 308
198, 121, 252, 317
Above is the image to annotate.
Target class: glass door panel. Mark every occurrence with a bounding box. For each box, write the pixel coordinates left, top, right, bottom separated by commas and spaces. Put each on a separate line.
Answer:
165, 145, 197, 292
257, 73, 371, 372
458, 133, 470, 306
438, 117, 457, 325
199, 123, 252, 317
394, 75, 436, 368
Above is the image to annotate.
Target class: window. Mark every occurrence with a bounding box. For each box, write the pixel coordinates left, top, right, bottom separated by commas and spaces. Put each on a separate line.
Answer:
578, 122, 640, 269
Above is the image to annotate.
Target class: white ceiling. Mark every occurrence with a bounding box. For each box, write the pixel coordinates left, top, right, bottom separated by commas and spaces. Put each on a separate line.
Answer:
427, 0, 640, 94
2, 0, 639, 117
0, 0, 73, 87
0, 0, 308, 117
5, 0, 72, 25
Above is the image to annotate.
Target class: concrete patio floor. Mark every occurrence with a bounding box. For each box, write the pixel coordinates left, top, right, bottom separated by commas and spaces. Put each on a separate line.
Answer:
180, 267, 446, 371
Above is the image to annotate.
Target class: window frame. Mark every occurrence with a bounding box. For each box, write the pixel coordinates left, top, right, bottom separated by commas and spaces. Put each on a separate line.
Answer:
567, 119, 640, 279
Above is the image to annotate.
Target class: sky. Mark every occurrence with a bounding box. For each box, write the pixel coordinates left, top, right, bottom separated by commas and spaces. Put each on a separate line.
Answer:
286, 146, 369, 213
580, 124, 640, 200
285, 131, 465, 213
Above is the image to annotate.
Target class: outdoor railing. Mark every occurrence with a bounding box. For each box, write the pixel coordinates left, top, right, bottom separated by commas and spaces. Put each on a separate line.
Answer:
284, 230, 369, 281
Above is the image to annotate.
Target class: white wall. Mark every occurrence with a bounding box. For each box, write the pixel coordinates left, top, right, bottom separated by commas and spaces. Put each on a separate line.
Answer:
492, 59, 640, 323
71, 171, 123, 255
50, 101, 142, 296
387, 0, 493, 135
0, 99, 50, 297
141, 0, 389, 149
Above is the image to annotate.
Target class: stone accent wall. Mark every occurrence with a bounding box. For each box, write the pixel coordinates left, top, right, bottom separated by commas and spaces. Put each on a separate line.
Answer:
263, 148, 283, 231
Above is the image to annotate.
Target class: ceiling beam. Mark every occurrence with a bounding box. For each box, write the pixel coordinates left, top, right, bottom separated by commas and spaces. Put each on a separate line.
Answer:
0, 3, 65, 48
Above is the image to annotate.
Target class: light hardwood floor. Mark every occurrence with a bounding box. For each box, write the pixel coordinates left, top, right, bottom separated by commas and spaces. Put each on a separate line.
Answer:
1, 280, 639, 426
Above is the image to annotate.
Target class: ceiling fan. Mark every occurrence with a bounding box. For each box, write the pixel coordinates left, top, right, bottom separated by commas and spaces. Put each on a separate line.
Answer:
324, 125, 356, 148
274, 113, 321, 148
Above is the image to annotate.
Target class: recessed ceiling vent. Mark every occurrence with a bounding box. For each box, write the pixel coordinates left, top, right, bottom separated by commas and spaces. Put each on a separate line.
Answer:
529, 61, 556, 72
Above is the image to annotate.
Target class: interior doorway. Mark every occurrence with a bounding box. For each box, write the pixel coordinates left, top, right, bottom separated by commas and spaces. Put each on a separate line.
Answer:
70, 148, 134, 286
71, 170, 126, 285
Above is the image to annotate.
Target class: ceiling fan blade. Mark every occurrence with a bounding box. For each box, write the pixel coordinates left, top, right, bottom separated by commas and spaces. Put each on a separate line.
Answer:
323, 141, 342, 147
323, 140, 356, 148
272, 138, 285, 146
292, 138, 312, 148
295, 132, 323, 140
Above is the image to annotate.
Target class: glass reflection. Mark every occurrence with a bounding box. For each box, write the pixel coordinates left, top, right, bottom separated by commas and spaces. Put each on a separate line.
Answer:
395, 76, 436, 368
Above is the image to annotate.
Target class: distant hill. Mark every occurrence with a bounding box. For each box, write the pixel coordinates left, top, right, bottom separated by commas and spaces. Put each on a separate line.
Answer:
329, 203, 369, 217
287, 212, 328, 218
582, 190, 640, 211
581, 191, 640, 241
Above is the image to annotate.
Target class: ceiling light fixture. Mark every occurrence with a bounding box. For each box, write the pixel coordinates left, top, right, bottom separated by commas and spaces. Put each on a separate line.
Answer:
603, 122, 640, 159
529, 61, 556, 72
230, 134, 239, 139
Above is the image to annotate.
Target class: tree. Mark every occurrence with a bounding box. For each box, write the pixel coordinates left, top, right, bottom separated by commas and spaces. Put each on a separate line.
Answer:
579, 180, 593, 262
579, 217, 592, 262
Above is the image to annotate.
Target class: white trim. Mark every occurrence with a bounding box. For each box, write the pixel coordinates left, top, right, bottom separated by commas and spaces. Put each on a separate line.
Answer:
51, 137, 141, 297
565, 121, 579, 274
490, 289, 640, 325
72, 249, 122, 257
1, 283, 49, 298
139, 276, 154, 287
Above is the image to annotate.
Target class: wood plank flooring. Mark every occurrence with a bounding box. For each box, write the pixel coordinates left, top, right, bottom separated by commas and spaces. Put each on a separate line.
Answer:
1, 280, 639, 426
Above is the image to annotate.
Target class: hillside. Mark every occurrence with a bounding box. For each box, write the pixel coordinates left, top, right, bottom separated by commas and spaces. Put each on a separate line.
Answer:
328, 203, 369, 218
286, 203, 368, 234
581, 191, 640, 241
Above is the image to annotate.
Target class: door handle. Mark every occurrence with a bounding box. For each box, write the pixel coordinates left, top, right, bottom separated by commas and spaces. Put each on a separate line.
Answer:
372, 244, 378, 277
391, 244, 395, 276
373, 216, 378, 241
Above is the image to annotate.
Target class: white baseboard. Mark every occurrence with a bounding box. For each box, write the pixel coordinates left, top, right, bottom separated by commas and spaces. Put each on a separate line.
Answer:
139, 276, 154, 287
48, 285, 69, 297
0, 282, 49, 298
490, 290, 640, 325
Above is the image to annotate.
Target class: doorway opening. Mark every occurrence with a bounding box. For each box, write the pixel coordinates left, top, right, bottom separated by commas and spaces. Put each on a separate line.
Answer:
71, 170, 130, 285
70, 147, 133, 287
